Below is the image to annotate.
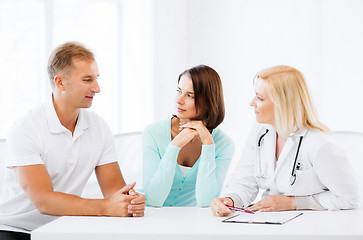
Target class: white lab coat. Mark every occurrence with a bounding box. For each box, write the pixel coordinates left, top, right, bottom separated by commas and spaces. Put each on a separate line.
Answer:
223, 124, 360, 210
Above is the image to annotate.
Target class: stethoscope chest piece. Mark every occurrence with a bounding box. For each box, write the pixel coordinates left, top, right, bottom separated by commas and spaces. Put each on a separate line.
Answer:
290, 174, 297, 185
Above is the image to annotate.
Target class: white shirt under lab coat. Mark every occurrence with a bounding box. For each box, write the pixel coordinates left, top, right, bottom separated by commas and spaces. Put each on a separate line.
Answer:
223, 124, 360, 210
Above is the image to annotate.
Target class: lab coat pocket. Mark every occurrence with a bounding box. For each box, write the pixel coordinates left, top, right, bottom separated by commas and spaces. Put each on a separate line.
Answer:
288, 167, 325, 196
256, 176, 273, 191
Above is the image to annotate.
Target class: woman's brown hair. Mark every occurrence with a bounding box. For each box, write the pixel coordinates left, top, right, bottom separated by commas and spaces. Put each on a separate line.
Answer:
178, 64, 225, 130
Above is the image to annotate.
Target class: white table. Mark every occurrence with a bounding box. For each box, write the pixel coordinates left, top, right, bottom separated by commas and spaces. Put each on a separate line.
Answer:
32, 207, 363, 240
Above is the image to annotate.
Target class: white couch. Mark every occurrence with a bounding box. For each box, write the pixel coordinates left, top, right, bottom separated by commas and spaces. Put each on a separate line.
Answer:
0, 139, 5, 196
81, 131, 143, 198
330, 131, 363, 206
0, 131, 362, 206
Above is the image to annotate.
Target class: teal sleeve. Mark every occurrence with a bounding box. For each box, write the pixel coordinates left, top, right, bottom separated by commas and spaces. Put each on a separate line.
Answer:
195, 139, 235, 207
143, 129, 181, 207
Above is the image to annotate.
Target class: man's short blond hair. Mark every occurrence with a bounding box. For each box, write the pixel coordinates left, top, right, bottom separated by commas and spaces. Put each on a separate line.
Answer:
47, 42, 95, 88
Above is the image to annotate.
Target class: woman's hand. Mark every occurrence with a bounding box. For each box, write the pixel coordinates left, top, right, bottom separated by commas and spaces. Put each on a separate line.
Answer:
171, 127, 198, 148
248, 195, 296, 212
179, 121, 214, 145
210, 197, 234, 217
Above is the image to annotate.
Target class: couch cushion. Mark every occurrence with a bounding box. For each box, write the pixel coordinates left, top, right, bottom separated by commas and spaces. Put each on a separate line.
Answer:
331, 131, 363, 207
0, 139, 5, 196
81, 132, 143, 198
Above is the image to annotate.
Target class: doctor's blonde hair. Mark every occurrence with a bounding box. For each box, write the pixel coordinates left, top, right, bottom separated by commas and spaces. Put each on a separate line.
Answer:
254, 65, 329, 137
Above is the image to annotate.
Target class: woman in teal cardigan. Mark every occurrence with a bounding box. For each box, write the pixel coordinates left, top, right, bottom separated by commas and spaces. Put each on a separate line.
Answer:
143, 65, 234, 207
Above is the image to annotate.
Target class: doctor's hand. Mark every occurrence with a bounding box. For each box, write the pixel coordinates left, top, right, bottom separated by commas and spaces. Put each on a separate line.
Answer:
210, 197, 233, 217
171, 127, 199, 148
179, 120, 214, 145
248, 195, 297, 212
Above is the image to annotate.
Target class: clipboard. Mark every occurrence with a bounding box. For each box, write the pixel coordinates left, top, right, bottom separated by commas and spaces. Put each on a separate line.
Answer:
222, 211, 303, 225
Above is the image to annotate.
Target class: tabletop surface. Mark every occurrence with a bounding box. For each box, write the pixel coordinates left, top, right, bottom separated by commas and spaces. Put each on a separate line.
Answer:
32, 207, 363, 240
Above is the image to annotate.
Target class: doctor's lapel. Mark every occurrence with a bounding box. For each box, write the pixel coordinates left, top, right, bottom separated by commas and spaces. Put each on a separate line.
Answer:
274, 138, 295, 176
257, 128, 276, 179
274, 129, 308, 186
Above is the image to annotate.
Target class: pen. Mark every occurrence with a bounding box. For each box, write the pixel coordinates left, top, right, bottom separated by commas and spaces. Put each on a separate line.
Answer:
226, 205, 255, 214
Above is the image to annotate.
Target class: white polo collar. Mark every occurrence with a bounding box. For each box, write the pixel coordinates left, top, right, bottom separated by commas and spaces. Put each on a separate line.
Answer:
44, 94, 89, 134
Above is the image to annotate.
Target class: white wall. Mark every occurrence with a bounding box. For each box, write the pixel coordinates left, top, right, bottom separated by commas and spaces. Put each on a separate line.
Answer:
0, 0, 155, 137
151, 0, 189, 121
118, 0, 154, 132
320, 0, 363, 132
150, 0, 363, 160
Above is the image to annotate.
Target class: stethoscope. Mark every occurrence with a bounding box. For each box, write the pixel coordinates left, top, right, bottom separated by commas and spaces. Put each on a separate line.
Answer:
257, 129, 304, 186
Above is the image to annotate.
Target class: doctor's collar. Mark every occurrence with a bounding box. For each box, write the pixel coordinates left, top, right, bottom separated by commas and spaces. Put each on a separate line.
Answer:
289, 128, 308, 137
258, 124, 307, 138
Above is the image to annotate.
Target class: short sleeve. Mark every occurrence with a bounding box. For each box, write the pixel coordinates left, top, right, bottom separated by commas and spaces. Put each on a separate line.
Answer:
96, 118, 118, 166
5, 125, 43, 168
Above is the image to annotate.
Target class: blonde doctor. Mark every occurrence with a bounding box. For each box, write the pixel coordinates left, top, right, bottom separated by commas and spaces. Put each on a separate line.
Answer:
211, 65, 360, 216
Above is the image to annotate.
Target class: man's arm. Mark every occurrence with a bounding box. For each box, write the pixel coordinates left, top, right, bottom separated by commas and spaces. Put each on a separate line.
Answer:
95, 162, 126, 198
95, 162, 146, 217
15, 164, 137, 217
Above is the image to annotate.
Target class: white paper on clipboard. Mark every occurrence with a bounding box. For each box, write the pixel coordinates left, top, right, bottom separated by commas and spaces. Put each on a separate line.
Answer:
222, 211, 303, 224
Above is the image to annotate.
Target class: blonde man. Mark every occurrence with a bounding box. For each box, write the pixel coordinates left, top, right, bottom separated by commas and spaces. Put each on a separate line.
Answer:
211, 65, 359, 216
0, 42, 145, 240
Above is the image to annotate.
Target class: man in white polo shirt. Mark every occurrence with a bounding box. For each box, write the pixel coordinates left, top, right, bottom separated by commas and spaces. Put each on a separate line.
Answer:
0, 42, 145, 240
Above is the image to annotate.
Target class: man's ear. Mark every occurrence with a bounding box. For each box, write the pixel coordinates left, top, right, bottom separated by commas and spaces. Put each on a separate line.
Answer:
54, 75, 66, 91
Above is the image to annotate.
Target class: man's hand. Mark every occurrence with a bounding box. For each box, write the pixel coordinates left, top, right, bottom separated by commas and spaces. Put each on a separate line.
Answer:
103, 183, 138, 217
104, 182, 146, 217
128, 188, 146, 217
